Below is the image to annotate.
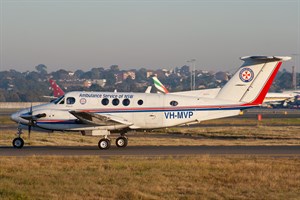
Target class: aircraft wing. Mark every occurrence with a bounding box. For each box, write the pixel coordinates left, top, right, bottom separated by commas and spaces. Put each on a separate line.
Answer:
69, 111, 133, 126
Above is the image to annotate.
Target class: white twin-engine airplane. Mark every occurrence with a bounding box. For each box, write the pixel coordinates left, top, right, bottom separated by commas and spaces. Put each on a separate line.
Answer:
10, 56, 291, 150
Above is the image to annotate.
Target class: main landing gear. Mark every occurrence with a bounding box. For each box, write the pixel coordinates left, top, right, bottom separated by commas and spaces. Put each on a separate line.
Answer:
98, 138, 111, 150
12, 128, 24, 149
97, 134, 128, 150
116, 136, 128, 148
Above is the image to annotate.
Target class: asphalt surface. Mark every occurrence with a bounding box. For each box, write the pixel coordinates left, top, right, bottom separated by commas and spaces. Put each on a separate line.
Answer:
0, 145, 299, 157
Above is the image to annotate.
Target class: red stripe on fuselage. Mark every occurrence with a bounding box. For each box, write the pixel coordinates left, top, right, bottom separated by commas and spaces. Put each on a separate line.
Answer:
78, 104, 252, 113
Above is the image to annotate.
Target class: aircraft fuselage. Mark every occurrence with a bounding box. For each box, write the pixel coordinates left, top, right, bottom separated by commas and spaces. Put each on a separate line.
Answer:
12, 91, 246, 132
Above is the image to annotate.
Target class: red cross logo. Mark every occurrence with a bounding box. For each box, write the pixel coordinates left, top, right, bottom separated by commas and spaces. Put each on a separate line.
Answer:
242, 70, 252, 80
239, 68, 254, 82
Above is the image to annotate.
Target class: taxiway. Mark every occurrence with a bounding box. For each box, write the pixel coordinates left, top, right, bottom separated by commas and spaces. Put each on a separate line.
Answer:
0, 145, 299, 157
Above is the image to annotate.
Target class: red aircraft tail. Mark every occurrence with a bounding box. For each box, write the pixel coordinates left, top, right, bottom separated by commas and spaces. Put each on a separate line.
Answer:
49, 79, 65, 97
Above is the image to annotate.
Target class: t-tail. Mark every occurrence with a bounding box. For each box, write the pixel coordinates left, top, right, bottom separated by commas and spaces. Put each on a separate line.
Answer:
216, 56, 291, 105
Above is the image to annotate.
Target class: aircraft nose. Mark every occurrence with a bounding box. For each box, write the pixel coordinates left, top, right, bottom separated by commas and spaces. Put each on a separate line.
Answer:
10, 112, 20, 122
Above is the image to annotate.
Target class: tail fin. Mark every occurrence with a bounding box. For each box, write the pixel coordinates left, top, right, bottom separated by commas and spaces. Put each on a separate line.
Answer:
145, 86, 152, 93
152, 76, 169, 94
216, 56, 291, 105
49, 79, 65, 97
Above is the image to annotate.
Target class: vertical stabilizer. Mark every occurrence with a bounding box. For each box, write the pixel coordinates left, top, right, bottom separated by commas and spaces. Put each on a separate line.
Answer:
49, 79, 65, 97
152, 76, 169, 94
216, 56, 291, 105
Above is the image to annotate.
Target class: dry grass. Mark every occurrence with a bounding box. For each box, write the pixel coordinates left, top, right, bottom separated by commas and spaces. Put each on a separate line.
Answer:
0, 116, 13, 125
0, 156, 299, 200
200, 117, 300, 126
1, 116, 300, 199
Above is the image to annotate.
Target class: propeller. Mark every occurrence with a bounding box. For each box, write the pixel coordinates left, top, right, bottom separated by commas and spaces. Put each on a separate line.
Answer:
19, 104, 46, 139
28, 103, 33, 139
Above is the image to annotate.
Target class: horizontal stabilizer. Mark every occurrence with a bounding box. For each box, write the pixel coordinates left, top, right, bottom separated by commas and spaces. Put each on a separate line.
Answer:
240, 56, 291, 62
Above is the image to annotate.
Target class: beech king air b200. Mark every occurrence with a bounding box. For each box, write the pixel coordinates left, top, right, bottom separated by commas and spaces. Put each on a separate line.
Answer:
10, 56, 291, 150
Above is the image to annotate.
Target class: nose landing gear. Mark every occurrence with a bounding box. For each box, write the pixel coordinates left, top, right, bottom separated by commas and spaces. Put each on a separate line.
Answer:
12, 138, 24, 149
12, 128, 24, 149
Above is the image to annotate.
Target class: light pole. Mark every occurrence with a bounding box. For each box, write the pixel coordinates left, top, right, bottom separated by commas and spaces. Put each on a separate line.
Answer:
291, 53, 299, 90
187, 59, 196, 90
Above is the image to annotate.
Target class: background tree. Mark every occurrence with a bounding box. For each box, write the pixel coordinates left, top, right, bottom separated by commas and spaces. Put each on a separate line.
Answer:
35, 64, 47, 75
276, 70, 292, 90
135, 68, 147, 82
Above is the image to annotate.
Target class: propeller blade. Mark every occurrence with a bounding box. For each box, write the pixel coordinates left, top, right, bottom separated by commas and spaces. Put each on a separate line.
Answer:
28, 124, 31, 139
29, 103, 33, 115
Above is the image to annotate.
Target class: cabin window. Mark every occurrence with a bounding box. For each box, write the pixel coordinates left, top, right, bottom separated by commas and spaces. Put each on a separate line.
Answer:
122, 99, 130, 106
170, 101, 178, 106
137, 99, 143, 105
66, 97, 76, 105
102, 98, 109, 106
112, 98, 120, 106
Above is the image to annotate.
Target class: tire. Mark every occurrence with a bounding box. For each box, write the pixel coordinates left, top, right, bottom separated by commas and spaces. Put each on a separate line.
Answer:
98, 138, 111, 150
116, 136, 128, 148
12, 138, 24, 149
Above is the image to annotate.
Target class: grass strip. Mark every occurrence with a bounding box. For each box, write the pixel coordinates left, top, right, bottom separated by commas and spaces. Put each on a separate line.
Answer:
0, 156, 299, 200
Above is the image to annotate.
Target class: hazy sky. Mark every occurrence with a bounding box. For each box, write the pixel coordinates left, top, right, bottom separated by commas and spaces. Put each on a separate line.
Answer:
0, 0, 299, 72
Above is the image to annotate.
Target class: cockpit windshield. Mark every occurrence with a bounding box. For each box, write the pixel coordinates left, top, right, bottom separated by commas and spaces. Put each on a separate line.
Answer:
52, 95, 65, 104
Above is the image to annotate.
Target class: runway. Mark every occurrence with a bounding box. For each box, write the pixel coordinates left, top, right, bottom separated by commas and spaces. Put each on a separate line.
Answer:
0, 145, 300, 157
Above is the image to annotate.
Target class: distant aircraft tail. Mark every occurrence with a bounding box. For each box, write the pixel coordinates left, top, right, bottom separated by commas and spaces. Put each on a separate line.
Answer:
216, 56, 291, 105
49, 79, 65, 97
152, 76, 169, 94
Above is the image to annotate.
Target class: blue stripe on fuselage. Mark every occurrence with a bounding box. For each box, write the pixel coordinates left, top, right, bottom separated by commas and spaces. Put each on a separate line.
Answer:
90, 105, 254, 113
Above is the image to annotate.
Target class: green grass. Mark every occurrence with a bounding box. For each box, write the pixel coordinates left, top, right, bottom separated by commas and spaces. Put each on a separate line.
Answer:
0, 156, 299, 200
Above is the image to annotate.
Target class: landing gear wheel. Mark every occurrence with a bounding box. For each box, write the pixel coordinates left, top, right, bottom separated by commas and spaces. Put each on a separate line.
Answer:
12, 138, 24, 149
116, 136, 128, 148
98, 138, 111, 150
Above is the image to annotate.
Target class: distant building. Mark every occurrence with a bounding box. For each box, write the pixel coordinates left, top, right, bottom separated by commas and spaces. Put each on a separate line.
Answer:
146, 71, 154, 78
215, 71, 229, 81
68, 71, 74, 76
153, 70, 166, 79
83, 80, 92, 88
123, 71, 136, 80
115, 71, 136, 83
93, 79, 107, 87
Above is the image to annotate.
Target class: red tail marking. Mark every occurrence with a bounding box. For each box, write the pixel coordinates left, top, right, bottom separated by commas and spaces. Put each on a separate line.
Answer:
248, 62, 282, 105
49, 79, 65, 97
